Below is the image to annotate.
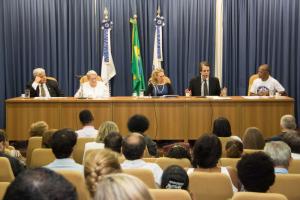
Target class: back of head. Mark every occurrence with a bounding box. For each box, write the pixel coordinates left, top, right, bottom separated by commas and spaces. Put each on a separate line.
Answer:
96, 121, 119, 143
212, 117, 232, 137
51, 128, 77, 159
3, 168, 77, 200
280, 115, 297, 130
161, 165, 189, 190
225, 140, 243, 158
94, 173, 153, 200
79, 109, 94, 125
42, 129, 57, 148
243, 127, 265, 149
0, 131, 6, 151
237, 152, 275, 192
29, 121, 49, 137
127, 114, 149, 134
122, 133, 146, 160
166, 144, 191, 160
264, 141, 291, 168
282, 130, 300, 153
84, 149, 122, 197
192, 134, 222, 168
104, 132, 123, 153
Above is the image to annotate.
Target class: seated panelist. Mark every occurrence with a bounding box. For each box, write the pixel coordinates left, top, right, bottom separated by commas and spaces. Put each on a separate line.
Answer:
26, 68, 63, 97
145, 68, 174, 96
186, 61, 221, 96
74, 70, 109, 98
250, 64, 286, 96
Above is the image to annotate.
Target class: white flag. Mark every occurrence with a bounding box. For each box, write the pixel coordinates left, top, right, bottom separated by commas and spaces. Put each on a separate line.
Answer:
101, 20, 116, 85
152, 15, 165, 69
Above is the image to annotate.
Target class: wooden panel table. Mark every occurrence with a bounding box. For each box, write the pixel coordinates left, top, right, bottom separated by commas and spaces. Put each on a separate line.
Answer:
6, 96, 294, 141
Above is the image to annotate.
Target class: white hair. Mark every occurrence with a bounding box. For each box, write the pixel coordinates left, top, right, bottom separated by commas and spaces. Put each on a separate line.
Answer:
264, 141, 291, 168
280, 115, 296, 130
86, 70, 98, 77
33, 68, 46, 77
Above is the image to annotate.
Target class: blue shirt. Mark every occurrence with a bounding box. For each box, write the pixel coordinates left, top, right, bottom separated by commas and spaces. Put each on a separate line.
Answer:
44, 158, 83, 173
274, 167, 288, 174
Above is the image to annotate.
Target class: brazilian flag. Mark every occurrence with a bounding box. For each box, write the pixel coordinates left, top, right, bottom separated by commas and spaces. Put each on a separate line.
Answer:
130, 16, 145, 96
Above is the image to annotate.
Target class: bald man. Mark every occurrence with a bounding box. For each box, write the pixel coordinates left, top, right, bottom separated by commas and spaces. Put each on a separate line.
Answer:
250, 64, 286, 96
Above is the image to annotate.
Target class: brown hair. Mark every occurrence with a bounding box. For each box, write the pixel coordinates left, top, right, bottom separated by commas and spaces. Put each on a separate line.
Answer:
225, 140, 243, 158
29, 121, 49, 137
84, 149, 122, 197
199, 61, 210, 72
42, 129, 57, 148
243, 127, 265, 149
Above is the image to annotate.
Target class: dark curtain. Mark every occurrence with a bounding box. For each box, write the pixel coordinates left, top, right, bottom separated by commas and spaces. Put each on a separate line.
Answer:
223, 0, 300, 125
0, 0, 216, 128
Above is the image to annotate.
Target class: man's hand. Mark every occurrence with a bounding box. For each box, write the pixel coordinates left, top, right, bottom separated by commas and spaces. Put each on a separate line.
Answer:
34, 76, 42, 84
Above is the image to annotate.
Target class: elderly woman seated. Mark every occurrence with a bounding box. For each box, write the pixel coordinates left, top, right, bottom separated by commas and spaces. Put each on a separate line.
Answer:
145, 68, 174, 96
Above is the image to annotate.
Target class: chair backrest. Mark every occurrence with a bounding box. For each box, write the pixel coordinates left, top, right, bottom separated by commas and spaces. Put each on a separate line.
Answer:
0, 182, 10, 200
219, 158, 240, 170
80, 75, 102, 84
243, 149, 262, 154
218, 137, 233, 157
248, 74, 259, 95
26, 136, 42, 166
30, 148, 55, 168
57, 170, 90, 200
0, 158, 15, 182
232, 192, 287, 200
73, 137, 95, 164
149, 189, 192, 200
189, 172, 233, 200
156, 157, 191, 170
123, 168, 156, 189
142, 157, 157, 163
269, 174, 300, 200
289, 159, 300, 174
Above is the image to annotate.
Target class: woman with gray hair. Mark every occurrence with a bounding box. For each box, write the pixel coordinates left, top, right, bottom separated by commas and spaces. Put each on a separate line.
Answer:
264, 141, 291, 174
74, 70, 109, 98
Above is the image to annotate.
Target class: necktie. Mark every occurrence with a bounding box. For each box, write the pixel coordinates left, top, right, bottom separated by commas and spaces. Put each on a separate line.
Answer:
40, 84, 46, 97
204, 80, 208, 96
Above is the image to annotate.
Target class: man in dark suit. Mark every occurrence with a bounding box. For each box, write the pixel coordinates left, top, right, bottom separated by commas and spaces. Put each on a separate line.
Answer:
26, 68, 63, 97
187, 61, 221, 96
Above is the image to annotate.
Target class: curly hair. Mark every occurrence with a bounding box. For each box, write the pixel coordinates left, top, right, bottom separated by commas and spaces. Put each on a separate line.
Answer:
225, 140, 243, 158
148, 68, 167, 85
192, 134, 222, 168
84, 149, 122, 197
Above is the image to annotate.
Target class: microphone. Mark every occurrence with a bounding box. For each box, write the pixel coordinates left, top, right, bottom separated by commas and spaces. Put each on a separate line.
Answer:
75, 75, 84, 79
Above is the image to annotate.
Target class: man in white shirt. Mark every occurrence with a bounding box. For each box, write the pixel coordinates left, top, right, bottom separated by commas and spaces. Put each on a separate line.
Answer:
76, 109, 98, 138
44, 129, 83, 173
250, 64, 286, 96
74, 70, 109, 98
121, 133, 163, 186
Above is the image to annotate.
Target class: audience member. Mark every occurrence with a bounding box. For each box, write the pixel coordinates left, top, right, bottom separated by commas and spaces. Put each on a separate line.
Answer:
84, 121, 119, 153
0, 130, 25, 163
127, 114, 157, 156
166, 144, 191, 161
212, 117, 242, 141
3, 168, 77, 200
41, 129, 57, 148
84, 149, 122, 197
104, 132, 123, 154
161, 165, 189, 190
26, 68, 64, 97
250, 64, 286, 96
94, 173, 153, 200
264, 141, 291, 174
74, 70, 109, 98
282, 130, 300, 159
243, 127, 265, 149
267, 115, 297, 142
237, 152, 275, 192
121, 133, 163, 185
188, 134, 240, 192
45, 128, 83, 173
225, 140, 243, 158
76, 109, 98, 138
0, 133, 25, 176
29, 121, 48, 137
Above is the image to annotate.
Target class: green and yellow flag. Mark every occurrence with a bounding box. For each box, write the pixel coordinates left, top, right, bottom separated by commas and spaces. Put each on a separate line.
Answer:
130, 16, 145, 96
